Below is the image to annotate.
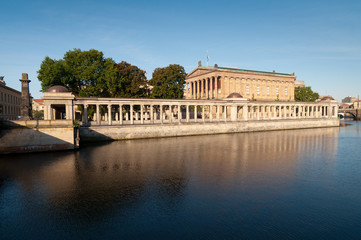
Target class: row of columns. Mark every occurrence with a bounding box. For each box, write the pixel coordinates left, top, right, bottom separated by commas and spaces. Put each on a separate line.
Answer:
245, 105, 335, 120
78, 103, 337, 126
186, 76, 220, 100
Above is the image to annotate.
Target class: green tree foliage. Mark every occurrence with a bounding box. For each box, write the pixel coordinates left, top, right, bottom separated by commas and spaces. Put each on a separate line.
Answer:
108, 61, 148, 98
32, 110, 44, 119
38, 49, 117, 97
149, 64, 186, 99
294, 86, 319, 102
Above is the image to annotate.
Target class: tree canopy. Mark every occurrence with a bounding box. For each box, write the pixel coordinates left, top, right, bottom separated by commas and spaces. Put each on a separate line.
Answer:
149, 64, 186, 99
108, 61, 148, 98
37, 49, 148, 98
294, 86, 319, 102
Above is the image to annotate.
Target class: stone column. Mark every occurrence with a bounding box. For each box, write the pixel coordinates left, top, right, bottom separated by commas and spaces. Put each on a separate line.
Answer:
44, 105, 49, 120
108, 104, 112, 125
206, 79, 209, 99
186, 105, 189, 122
243, 105, 248, 120
119, 105, 123, 124
178, 104, 181, 123
215, 77, 218, 99
293, 105, 296, 119
130, 105, 134, 124
202, 105, 205, 122
49, 105, 53, 120
194, 105, 197, 122
169, 105, 173, 123
160, 105, 163, 124
150, 105, 154, 123
223, 106, 227, 122
209, 105, 213, 121
141, 105, 144, 124
96, 104, 100, 125
230, 105, 237, 121
256, 106, 260, 120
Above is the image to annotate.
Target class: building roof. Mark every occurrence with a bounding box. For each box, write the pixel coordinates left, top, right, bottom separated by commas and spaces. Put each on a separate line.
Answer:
199, 66, 293, 76
33, 99, 44, 105
45, 85, 70, 93
0, 83, 21, 95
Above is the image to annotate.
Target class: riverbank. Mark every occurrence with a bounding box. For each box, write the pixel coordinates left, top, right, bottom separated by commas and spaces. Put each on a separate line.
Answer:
80, 118, 340, 142
0, 120, 79, 154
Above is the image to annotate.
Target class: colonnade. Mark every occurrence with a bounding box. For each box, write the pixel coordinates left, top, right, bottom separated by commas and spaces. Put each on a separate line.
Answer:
186, 76, 220, 100
61, 99, 338, 126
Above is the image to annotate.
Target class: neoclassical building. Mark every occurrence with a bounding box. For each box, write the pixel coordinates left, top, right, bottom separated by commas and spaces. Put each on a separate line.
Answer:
185, 65, 296, 101
0, 76, 21, 120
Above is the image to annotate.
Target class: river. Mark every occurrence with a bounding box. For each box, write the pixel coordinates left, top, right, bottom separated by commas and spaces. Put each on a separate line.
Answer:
1, 121, 361, 239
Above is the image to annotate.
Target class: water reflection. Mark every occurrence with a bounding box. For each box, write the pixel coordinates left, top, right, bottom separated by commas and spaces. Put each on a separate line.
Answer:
0, 127, 344, 239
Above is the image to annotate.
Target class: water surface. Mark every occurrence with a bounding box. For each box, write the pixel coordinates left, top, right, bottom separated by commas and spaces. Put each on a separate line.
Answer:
1, 122, 361, 239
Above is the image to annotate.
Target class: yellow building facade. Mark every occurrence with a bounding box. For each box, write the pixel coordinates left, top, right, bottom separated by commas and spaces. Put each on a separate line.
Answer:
185, 65, 296, 101
0, 77, 21, 120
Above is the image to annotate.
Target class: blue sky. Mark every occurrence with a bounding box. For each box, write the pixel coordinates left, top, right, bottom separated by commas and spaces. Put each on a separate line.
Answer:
1, 0, 360, 101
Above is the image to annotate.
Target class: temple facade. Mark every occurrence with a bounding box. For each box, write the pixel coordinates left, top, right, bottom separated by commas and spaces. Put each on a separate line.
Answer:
185, 65, 296, 101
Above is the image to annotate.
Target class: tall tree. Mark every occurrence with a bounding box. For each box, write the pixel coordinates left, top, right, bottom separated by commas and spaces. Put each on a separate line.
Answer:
38, 49, 117, 97
149, 64, 186, 99
107, 61, 148, 98
294, 86, 319, 102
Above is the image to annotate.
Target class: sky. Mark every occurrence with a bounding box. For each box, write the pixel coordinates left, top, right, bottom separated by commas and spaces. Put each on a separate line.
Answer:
1, 0, 360, 101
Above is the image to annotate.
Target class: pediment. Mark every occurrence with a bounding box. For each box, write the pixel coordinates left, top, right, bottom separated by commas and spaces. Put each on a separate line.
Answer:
186, 67, 215, 79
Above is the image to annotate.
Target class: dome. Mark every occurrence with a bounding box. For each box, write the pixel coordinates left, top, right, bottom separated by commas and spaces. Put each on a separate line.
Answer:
320, 96, 335, 101
227, 92, 243, 98
46, 85, 70, 93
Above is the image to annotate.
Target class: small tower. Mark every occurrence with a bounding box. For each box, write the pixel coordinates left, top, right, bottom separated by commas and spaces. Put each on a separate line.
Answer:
19, 73, 32, 120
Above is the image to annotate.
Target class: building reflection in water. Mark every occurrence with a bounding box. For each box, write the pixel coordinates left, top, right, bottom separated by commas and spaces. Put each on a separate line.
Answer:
0, 127, 339, 224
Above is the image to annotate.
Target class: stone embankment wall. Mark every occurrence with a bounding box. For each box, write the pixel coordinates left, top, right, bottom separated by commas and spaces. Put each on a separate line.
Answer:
80, 118, 340, 142
0, 120, 78, 154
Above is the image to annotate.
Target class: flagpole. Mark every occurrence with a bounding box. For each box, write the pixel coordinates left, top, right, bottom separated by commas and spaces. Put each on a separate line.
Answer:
207, 50, 209, 66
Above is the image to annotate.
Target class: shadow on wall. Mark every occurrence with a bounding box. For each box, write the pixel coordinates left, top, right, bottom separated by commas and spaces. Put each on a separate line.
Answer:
0, 120, 79, 154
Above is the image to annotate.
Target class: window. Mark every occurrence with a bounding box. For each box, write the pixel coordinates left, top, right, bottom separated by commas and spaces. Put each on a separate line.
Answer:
0, 105, 3, 114
246, 85, 250, 95
276, 87, 279, 95
257, 86, 260, 95
267, 86, 270, 95
285, 88, 288, 96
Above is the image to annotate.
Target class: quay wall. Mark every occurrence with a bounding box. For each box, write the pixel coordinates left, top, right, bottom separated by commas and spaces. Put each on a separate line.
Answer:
0, 120, 78, 154
79, 118, 340, 142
